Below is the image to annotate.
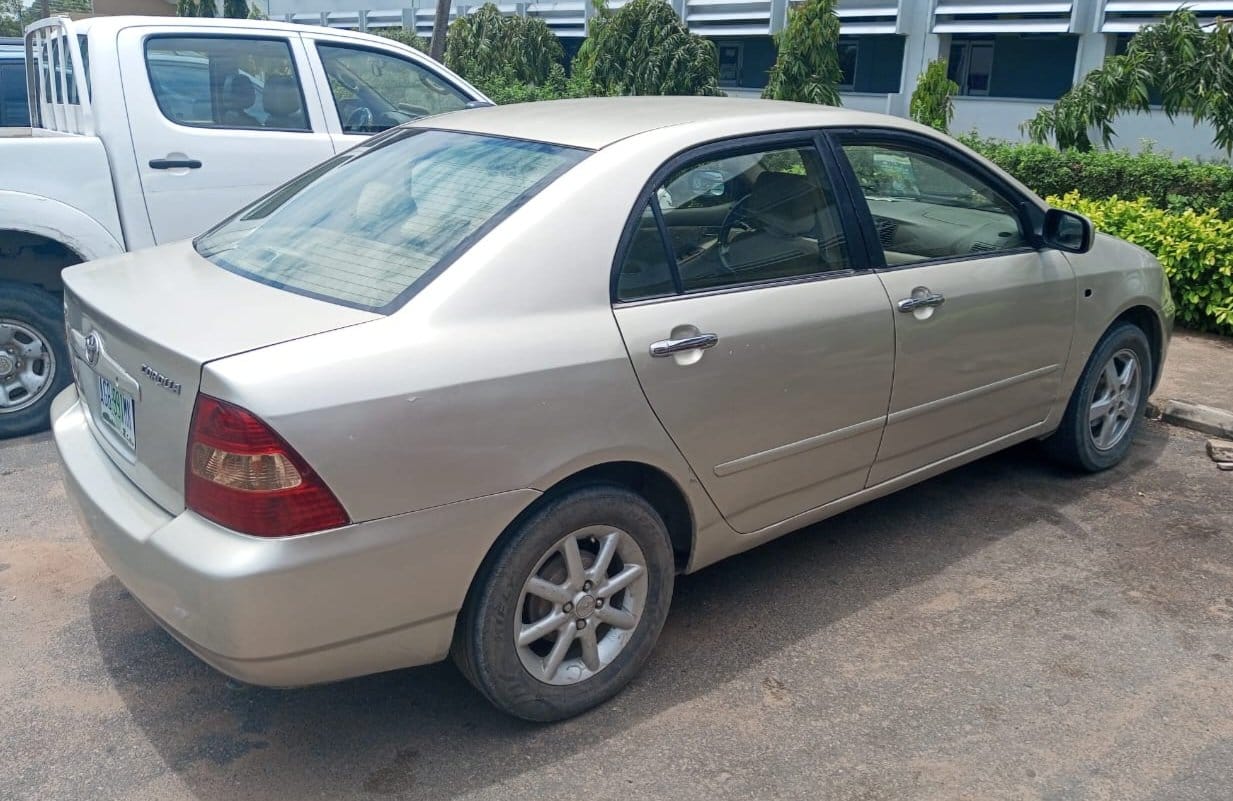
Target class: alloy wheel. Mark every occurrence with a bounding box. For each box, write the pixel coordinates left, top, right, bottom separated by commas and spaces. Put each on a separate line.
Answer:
514, 525, 649, 686
1088, 347, 1141, 451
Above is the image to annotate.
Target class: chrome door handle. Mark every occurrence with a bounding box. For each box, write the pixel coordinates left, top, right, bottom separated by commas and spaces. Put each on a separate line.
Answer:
897, 292, 945, 312
650, 333, 719, 357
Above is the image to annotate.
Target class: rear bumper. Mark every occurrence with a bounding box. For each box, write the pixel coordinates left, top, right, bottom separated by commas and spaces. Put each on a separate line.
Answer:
52, 387, 539, 686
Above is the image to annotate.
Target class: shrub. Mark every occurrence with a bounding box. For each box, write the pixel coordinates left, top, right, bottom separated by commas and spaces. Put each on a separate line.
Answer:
762, 0, 842, 105
909, 59, 958, 133
446, 3, 564, 87
374, 27, 426, 52
474, 65, 596, 104
578, 0, 719, 96
959, 135, 1233, 220
1048, 192, 1233, 334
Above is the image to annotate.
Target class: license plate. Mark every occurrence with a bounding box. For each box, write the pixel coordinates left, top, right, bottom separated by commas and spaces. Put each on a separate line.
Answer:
98, 375, 136, 450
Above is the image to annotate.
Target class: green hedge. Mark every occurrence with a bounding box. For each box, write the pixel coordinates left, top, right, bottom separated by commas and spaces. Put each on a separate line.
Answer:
1048, 192, 1233, 335
960, 135, 1233, 220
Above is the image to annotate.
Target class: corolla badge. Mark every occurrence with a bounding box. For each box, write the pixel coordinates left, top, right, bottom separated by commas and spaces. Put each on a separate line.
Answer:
84, 333, 100, 367
141, 364, 183, 395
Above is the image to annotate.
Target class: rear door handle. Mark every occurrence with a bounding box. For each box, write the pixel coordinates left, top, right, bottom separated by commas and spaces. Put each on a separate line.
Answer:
650, 333, 719, 357
149, 158, 202, 170
897, 291, 945, 312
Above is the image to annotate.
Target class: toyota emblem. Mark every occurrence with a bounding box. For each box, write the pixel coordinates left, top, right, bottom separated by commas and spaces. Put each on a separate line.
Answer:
84, 332, 100, 367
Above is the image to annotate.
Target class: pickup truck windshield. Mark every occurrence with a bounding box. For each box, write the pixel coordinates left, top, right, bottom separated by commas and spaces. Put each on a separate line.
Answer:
195, 129, 587, 313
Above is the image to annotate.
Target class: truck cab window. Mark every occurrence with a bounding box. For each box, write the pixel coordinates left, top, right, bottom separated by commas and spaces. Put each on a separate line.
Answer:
145, 36, 309, 132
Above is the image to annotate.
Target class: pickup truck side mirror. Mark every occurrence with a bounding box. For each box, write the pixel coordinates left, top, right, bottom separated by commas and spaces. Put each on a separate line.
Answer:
1041, 207, 1094, 254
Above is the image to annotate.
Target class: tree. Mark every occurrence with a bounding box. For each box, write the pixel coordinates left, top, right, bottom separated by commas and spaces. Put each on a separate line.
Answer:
1024, 9, 1233, 153
175, 0, 197, 15
578, 0, 719, 96
223, 0, 247, 18
0, 0, 25, 37
762, 0, 842, 105
445, 4, 562, 86
429, 0, 450, 61
909, 59, 959, 132
196, 0, 216, 17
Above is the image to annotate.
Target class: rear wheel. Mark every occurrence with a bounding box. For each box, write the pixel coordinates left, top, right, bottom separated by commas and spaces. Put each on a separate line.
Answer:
453, 485, 675, 722
1044, 321, 1151, 472
0, 282, 70, 439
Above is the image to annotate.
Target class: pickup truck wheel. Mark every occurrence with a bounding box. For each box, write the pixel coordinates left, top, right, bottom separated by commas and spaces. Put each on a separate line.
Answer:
0, 282, 71, 438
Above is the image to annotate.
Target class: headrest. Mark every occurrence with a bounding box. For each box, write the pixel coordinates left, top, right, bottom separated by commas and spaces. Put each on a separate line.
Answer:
222, 73, 256, 111
263, 74, 302, 118
747, 172, 819, 237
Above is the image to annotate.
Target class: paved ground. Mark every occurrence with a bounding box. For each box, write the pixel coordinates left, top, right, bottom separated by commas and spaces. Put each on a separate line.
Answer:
2, 420, 1232, 801
1153, 330, 1233, 411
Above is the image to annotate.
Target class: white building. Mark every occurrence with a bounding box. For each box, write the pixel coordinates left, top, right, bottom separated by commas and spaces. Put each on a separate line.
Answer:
263, 0, 1233, 158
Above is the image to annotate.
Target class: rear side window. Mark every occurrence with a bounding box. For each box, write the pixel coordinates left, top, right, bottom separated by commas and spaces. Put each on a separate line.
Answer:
145, 36, 309, 132
616, 142, 853, 300
195, 129, 587, 313
0, 62, 28, 127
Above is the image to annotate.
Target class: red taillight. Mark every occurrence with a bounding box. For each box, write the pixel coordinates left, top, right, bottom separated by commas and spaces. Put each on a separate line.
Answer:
185, 395, 349, 537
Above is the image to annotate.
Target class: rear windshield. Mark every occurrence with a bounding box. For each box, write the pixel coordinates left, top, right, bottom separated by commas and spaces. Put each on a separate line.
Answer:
195, 129, 588, 313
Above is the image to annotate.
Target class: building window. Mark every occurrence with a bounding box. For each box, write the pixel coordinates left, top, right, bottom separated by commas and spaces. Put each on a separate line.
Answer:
947, 39, 994, 96
838, 41, 858, 91
946, 34, 1078, 101
718, 42, 742, 85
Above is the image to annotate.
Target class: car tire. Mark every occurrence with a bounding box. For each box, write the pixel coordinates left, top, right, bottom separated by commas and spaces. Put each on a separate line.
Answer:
1044, 321, 1152, 472
0, 282, 71, 439
453, 484, 675, 722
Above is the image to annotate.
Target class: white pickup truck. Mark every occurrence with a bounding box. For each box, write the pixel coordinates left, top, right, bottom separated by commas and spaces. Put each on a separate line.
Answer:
0, 15, 487, 436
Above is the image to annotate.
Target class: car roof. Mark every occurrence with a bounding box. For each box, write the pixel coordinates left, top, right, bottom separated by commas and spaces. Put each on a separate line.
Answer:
71, 14, 414, 46
415, 96, 927, 150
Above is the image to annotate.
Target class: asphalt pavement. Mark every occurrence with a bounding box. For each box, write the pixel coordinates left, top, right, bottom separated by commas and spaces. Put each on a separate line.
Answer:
2, 420, 1231, 801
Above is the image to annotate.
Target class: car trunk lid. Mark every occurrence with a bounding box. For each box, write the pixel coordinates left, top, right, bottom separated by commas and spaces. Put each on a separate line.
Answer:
62, 241, 379, 514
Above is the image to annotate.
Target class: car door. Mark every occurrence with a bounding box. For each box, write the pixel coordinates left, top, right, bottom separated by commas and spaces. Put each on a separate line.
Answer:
612, 135, 896, 534
830, 131, 1076, 486
118, 28, 337, 244
301, 36, 474, 152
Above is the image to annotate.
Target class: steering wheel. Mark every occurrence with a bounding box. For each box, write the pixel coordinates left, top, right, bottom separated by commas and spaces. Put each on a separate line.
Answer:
345, 106, 374, 132
716, 194, 756, 271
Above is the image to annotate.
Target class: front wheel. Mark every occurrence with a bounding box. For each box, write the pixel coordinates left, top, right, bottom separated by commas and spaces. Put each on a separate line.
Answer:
1044, 321, 1152, 472
453, 485, 675, 722
0, 282, 71, 439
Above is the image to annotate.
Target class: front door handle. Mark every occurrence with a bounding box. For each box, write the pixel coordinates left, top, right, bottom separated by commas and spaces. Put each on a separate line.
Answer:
650, 333, 719, 357
897, 291, 945, 312
149, 158, 203, 170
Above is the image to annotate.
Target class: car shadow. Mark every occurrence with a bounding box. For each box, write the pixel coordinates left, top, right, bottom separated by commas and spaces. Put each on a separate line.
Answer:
88, 429, 1169, 800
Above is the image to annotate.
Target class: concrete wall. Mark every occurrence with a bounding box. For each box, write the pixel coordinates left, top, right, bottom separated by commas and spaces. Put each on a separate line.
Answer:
950, 97, 1223, 160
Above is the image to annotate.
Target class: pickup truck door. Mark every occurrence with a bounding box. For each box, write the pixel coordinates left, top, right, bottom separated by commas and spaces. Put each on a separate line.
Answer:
298, 33, 475, 152
117, 27, 336, 244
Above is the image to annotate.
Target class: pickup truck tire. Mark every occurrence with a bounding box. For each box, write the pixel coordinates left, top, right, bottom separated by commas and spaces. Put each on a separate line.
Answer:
0, 282, 71, 438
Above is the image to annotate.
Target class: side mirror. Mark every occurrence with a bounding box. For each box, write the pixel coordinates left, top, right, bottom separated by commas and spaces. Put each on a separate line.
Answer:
1041, 208, 1093, 254
689, 169, 726, 198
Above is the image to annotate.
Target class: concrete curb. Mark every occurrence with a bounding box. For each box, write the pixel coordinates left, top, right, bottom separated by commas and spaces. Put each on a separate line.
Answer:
1147, 399, 1233, 438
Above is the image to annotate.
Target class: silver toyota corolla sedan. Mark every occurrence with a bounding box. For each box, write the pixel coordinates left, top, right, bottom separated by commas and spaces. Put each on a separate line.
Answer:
53, 97, 1173, 721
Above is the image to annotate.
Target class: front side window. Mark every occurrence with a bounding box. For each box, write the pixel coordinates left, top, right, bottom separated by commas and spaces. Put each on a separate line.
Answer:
145, 37, 309, 131
196, 130, 587, 313
617, 143, 852, 300
317, 44, 470, 134
841, 140, 1026, 266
